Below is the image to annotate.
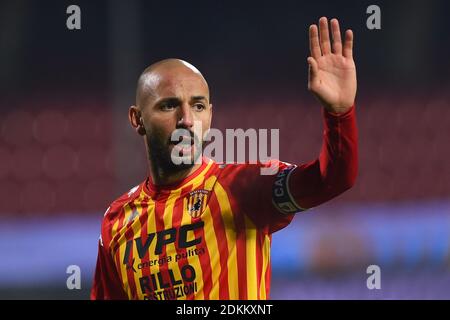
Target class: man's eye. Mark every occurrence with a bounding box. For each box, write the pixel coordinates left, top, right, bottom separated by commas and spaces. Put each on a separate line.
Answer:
160, 104, 176, 111
193, 104, 205, 111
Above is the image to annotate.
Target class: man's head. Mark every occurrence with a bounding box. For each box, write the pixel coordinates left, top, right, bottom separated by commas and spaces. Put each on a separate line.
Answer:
129, 59, 212, 176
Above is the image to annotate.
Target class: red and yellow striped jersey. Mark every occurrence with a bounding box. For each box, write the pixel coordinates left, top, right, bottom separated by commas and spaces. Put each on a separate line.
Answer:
91, 105, 358, 300
92, 158, 297, 300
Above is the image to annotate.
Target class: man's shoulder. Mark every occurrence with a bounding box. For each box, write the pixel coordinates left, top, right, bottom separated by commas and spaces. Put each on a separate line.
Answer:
101, 181, 146, 225
214, 159, 291, 176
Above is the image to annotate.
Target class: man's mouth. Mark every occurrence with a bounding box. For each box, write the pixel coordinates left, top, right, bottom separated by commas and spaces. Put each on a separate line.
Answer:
170, 133, 195, 154
171, 134, 194, 145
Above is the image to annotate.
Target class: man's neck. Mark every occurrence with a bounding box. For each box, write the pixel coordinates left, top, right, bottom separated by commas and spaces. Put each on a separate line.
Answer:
149, 162, 203, 187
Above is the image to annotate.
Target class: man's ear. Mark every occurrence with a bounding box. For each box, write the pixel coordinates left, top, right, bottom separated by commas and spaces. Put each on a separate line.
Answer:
129, 105, 146, 136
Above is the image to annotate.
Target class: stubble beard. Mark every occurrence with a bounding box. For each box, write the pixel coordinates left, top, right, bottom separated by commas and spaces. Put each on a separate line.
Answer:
145, 132, 204, 177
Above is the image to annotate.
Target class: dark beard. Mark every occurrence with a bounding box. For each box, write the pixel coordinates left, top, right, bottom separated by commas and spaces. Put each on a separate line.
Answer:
145, 132, 203, 176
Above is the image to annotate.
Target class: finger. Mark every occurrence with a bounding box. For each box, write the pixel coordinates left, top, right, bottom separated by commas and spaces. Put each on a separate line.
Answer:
307, 57, 319, 89
309, 24, 321, 58
318, 17, 331, 55
343, 29, 353, 58
330, 18, 342, 55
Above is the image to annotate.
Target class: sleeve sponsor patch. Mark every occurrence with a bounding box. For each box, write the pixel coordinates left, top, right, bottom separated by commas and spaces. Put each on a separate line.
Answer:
272, 164, 305, 214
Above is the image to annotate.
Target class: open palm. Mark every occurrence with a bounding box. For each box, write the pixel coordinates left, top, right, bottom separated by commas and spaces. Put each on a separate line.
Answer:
307, 17, 357, 114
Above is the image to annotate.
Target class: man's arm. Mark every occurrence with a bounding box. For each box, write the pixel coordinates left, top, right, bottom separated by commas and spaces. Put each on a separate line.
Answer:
91, 238, 128, 300
219, 17, 357, 231
288, 104, 357, 209
291, 17, 358, 207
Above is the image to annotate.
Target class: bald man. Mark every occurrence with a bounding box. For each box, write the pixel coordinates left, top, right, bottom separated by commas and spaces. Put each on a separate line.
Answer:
91, 17, 358, 300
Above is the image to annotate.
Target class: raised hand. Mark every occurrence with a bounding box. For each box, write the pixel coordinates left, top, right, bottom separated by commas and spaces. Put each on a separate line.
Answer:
307, 17, 357, 114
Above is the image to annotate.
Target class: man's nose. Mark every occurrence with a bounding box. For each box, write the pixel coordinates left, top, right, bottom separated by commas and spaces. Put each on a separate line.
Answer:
177, 104, 194, 128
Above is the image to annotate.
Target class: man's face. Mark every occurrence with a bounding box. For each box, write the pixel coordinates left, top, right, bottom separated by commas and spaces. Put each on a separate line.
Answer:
139, 66, 212, 173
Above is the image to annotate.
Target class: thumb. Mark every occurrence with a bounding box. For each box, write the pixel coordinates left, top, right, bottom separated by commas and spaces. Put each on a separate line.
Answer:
307, 57, 319, 89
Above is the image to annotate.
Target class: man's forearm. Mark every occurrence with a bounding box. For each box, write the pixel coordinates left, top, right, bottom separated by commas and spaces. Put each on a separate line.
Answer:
288, 105, 358, 209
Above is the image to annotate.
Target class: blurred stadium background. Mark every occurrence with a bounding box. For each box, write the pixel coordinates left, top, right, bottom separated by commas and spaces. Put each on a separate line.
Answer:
0, 0, 449, 299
